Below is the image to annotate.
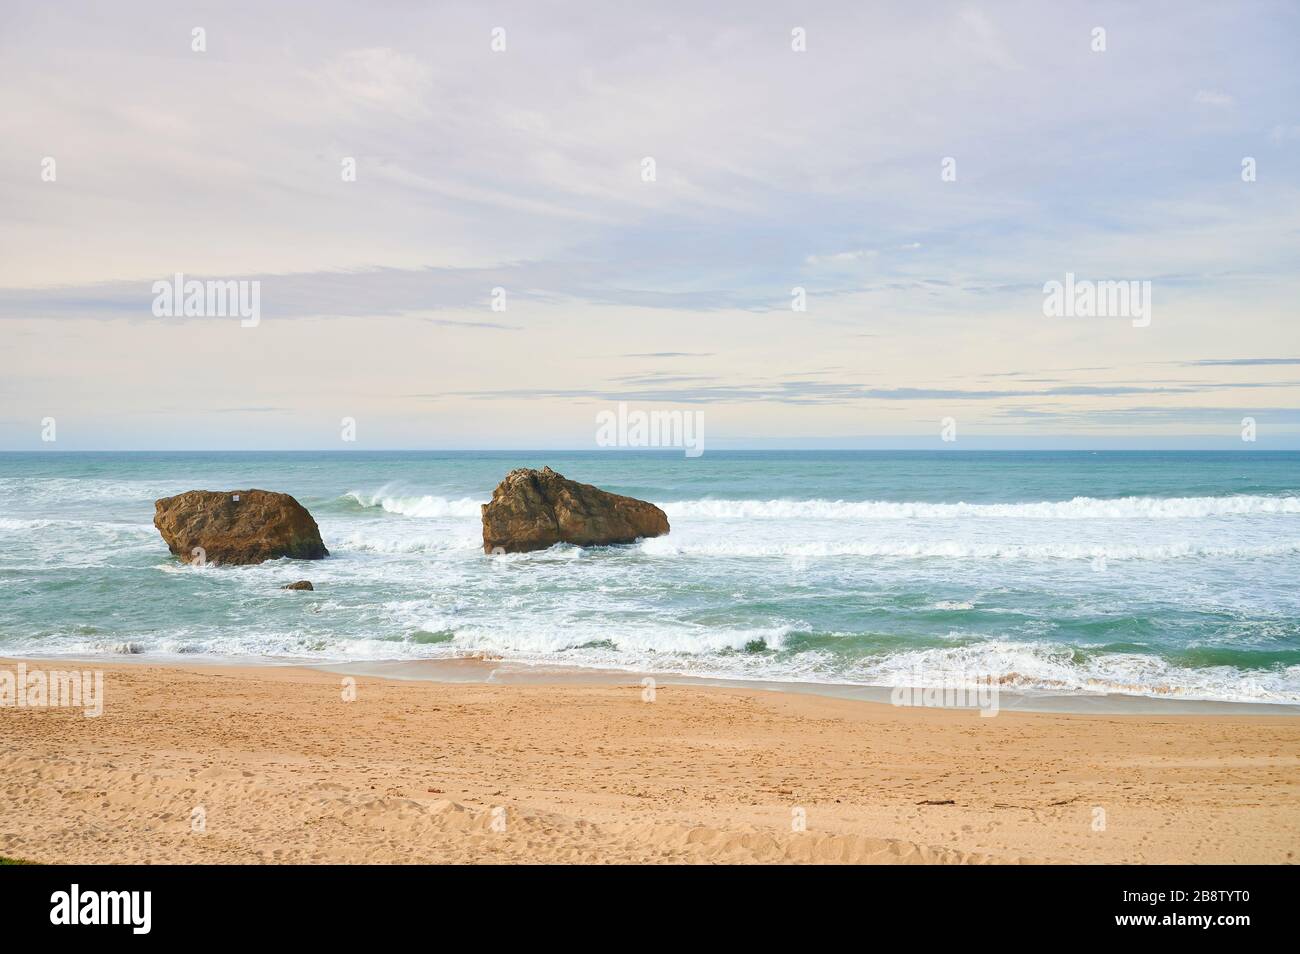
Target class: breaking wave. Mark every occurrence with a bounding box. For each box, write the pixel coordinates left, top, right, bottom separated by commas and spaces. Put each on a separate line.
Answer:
341, 491, 1300, 524
636, 537, 1300, 561
343, 490, 483, 518
661, 494, 1300, 521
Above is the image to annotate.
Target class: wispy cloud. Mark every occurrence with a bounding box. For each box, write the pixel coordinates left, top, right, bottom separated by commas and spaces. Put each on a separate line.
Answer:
1193, 89, 1235, 106
1182, 358, 1300, 367
426, 377, 1298, 407
619, 352, 716, 358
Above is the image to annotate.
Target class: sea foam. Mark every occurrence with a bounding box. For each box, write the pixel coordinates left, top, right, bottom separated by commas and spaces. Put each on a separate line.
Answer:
343, 491, 1300, 522
661, 494, 1300, 521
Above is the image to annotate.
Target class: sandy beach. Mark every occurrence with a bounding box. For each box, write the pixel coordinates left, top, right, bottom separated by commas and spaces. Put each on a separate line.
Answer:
1, 659, 1297, 864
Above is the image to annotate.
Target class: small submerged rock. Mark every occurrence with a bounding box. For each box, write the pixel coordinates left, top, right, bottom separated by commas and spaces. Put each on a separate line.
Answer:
154, 489, 328, 566
481, 466, 669, 553
282, 580, 314, 591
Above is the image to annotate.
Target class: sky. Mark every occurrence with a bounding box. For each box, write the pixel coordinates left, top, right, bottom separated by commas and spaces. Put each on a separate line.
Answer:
1, 0, 1298, 450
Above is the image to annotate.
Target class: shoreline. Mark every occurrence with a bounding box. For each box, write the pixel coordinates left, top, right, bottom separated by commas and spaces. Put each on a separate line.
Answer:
6, 651, 1299, 716
315, 657, 1300, 716
2, 657, 1298, 864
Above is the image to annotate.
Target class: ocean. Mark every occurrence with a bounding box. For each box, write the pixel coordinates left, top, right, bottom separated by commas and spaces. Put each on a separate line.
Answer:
2, 450, 1298, 704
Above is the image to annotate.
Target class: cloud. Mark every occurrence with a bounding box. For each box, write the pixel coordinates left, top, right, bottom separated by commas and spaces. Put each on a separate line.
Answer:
1193, 89, 1235, 106
426, 377, 1296, 407
1183, 358, 1300, 366
311, 47, 433, 118
620, 352, 716, 358
0, 264, 776, 321
805, 249, 877, 266
993, 405, 1300, 429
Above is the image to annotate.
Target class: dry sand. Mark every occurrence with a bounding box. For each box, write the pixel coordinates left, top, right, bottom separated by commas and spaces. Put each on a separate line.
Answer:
1, 659, 1297, 864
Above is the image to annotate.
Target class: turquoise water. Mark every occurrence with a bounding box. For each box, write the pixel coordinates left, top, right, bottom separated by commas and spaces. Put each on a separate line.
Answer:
2, 450, 1299, 703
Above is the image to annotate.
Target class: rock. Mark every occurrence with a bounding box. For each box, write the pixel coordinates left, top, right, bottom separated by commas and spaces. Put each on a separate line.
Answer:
282, 580, 314, 591
481, 466, 669, 553
154, 490, 329, 566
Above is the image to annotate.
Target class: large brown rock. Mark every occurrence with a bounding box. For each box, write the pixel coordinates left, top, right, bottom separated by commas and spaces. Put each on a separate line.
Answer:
154, 489, 329, 565
481, 467, 669, 553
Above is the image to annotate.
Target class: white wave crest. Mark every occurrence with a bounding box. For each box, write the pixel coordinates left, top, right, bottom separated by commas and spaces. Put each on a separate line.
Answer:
848, 641, 1300, 705
344, 490, 483, 518
663, 494, 1300, 521
636, 536, 1300, 561
339, 491, 1300, 524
